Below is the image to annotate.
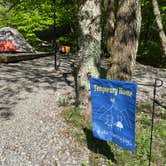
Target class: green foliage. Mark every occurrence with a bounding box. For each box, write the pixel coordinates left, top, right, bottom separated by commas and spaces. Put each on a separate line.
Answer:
57, 97, 69, 107
62, 106, 86, 129
137, 0, 166, 67
0, 0, 78, 47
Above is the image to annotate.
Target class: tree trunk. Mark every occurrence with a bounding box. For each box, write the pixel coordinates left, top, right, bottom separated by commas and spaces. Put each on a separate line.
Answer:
152, 0, 166, 57
78, 0, 101, 115
106, 0, 141, 81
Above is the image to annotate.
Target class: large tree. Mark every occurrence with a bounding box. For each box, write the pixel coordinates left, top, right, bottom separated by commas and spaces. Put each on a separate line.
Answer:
77, 0, 141, 113
77, 0, 101, 112
79, 0, 141, 87
78, 0, 101, 85
105, 0, 141, 81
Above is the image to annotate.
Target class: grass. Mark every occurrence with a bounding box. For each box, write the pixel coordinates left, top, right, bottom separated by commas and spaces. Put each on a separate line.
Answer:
60, 101, 166, 166
57, 97, 69, 107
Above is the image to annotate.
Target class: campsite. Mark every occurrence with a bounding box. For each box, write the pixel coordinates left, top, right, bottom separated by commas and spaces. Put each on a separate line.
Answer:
0, 0, 166, 165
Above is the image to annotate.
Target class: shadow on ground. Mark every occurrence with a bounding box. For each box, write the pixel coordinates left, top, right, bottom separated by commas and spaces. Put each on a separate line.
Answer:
0, 56, 75, 119
0, 109, 14, 120
83, 128, 117, 163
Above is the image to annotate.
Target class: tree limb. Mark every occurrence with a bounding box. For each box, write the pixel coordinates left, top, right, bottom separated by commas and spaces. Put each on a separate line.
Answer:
151, 0, 166, 57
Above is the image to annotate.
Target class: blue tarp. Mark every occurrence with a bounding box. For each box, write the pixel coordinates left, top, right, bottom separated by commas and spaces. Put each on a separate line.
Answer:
90, 78, 137, 151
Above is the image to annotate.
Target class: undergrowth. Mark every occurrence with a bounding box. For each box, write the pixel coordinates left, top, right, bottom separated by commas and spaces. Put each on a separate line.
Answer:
59, 99, 166, 166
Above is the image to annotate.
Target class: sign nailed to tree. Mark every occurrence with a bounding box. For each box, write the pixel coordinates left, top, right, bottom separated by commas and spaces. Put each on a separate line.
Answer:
90, 78, 137, 151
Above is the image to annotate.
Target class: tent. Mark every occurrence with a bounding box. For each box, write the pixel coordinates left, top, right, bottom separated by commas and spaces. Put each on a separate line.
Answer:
0, 27, 35, 53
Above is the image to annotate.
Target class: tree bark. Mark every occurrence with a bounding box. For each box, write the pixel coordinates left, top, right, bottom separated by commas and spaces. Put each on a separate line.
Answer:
78, 0, 101, 114
152, 0, 166, 57
104, 0, 115, 45
106, 0, 141, 81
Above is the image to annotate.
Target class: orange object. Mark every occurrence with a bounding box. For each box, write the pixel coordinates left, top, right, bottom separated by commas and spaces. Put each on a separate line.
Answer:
61, 45, 70, 54
0, 40, 16, 52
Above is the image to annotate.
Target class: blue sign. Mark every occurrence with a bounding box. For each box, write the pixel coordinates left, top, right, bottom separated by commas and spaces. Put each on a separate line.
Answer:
90, 78, 137, 151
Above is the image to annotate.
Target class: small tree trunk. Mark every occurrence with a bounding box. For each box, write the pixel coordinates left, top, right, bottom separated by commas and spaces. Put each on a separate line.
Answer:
152, 0, 166, 57
106, 0, 141, 81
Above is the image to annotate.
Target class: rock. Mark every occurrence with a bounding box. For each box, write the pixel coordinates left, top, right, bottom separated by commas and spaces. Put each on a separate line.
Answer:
0, 27, 35, 53
132, 63, 166, 107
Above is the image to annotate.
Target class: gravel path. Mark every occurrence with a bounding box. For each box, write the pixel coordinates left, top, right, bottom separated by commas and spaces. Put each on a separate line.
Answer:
0, 56, 90, 166
0, 56, 166, 165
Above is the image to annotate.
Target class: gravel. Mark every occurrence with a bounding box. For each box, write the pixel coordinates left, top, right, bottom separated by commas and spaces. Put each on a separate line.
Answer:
0, 56, 89, 166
